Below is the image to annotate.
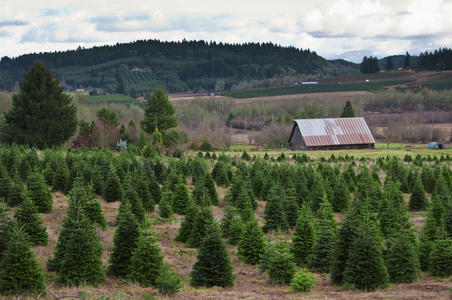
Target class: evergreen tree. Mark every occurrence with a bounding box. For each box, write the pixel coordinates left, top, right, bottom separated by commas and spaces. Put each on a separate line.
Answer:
331, 199, 374, 285
0, 204, 14, 262
141, 88, 178, 134
1, 61, 78, 148
429, 236, 452, 277
0, 165, 11, 202
134, 170, 155, 212
122, 176, 146, 223
148, 170, 162, 204
266, 241, 298, 285
56, 204, 105, 286
283, 187, 299, 228
175, 200, 198, 243
331, 173, 350, 212
159, 190, 174, 219
308, 173, 326, 214
204, 172, 220, 206
263, 185, 289, 233
172, 182, 190, 215
384, 232, 421, 283
128, 222, 166, 287
187, 205, 214, 248
227, 216, 244, 245
340, 100, 356, 118
408, 175, 429, 211
0, 226, 46, 296
385, 56, 394, 71
103, 164, 123, 203
306, 219, 336, 273
237, 217, 266, 265
69, 180, 107, 230
343, 225, 389, 291
5, 172, 24, 207
27, 170, 52, 213
219, 205, 238, 239
13, 190, 48, 246
291, 204, 316, 266
190, 223, 235, 288
107, 201, 141, 278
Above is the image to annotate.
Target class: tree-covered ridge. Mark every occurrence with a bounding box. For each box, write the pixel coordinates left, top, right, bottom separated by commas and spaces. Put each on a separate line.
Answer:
0, 39, 357, 93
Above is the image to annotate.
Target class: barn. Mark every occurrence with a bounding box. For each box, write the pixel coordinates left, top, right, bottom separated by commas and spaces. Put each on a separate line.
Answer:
288, 117, 376, 150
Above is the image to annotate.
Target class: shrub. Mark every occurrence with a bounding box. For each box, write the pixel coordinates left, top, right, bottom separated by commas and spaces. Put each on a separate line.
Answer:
290, 269, 315, 292
155, 265, 181, 295
199, 138, 212, 151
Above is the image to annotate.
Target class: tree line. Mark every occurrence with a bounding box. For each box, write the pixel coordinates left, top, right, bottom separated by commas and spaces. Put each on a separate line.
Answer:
0, 39, 357, 93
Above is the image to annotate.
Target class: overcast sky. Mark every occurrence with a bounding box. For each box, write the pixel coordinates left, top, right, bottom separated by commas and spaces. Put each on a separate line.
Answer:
1, 0, 451, 63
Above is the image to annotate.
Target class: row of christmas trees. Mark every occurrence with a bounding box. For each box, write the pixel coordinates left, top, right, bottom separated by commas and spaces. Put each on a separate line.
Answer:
0, 145, 452, 295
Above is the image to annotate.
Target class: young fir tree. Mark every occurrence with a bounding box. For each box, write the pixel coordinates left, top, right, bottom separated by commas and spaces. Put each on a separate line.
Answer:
220, 205, 239, 239
343, 225, 389, 292
128, 222, 166, 287
13, 190, 48, 246
308, 172, 326, 214
408, 174, 429, 211
172, 182, 191, 215
5, 172, 24, 207
0, 226, 46, 296
204, 172, 220, 206
428, 235, 452, 277
148, 170, 162, 204
187, 205, 214, 248
0, 165, 11, 203
107, 201, 141, 278
237, 217, 266, 265
122, 175, 146, 223
331, 173, 350, 213
159, 190, 174, 219
0, 204, 15, 262
262, 185, 289, 233
227, 216, 244, 245
27, 170, 52, 213
340, 100, 356, 118
175, 199, 198, 243
418, 195, 444, 271
291, 204, 316, 266
190, 223, 235, 288
283, 187, 299, 228
266, 241, 298, 285
69, 179, 107, 229
103, 164, 123, 203
331, 198, 373, 285
305, 221, 336, 273
133, 169, 155, 212
56, 201, 105, 286
383, 179, 405, 208
384, 231, 421, 283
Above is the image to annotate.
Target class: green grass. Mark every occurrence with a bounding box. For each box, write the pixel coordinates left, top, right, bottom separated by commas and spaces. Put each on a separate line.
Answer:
221, 80, 412, 99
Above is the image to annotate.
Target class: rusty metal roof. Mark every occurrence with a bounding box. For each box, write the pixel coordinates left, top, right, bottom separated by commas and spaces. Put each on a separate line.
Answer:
294, 117, 375, 147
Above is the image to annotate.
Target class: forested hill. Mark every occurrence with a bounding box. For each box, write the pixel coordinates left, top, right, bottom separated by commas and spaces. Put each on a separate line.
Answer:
0, 39, 358, 94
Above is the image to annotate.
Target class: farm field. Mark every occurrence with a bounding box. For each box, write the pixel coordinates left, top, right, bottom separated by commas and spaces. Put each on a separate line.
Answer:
1, 146, 451, 300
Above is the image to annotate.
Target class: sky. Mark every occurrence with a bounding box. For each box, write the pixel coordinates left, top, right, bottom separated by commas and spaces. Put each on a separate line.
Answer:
1, 0, 452, 63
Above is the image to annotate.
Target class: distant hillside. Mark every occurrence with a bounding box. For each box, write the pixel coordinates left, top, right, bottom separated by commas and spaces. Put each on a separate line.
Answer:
379, 55, 419, 70
0, 39, 359, 95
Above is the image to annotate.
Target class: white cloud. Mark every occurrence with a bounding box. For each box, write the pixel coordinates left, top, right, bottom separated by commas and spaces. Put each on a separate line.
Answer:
0, 0, 451, 62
